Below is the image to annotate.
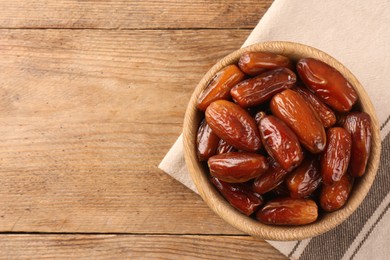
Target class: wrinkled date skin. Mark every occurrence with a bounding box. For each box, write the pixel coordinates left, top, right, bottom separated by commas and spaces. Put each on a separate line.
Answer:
321, 127, 352, 185
320, 174, 353, 212
252, 158, 289, 194
343, 112, 372, 177
197, 119, 220, 161
205, 100, 262, 152
286, 157, 321, 198
297, 58, 358, 112
217, 139, 236, 154
270, 89, 326, 154
259, 115, 303, 171
231, 68, 296, 108
295, 86, 336, 128
256, 198, 318, 225
210, 176, 263, 216
197, 65, 245, 111
238, 51, 292, 76
208, 152, 269, 183
254, 111, 266, 125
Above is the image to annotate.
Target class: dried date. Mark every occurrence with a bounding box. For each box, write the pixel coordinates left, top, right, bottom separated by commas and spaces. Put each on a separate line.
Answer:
297, 58, 358, 112
231, 68, 296, 108
205, 100, 262, 152
321, 127, 352, 185
259, 115, 303, 171
238, 51, 292, 76
208, 152, 269, 183
343, 112, 372, 177
270, 89, 326, 153
197, 64, 245, 111
211, 176, 263, 216
256, 198, 318, 225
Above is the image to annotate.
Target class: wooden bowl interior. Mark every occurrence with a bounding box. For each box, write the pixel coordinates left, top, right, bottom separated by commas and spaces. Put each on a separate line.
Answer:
183, 41, 381, 240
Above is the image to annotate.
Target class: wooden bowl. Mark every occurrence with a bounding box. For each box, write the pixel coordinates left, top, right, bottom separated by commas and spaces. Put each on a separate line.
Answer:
183, 41, 381, 240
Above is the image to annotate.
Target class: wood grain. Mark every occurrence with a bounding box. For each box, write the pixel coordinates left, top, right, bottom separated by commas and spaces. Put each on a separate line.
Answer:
0, 0, 273, 29
0, 0, 286, 258
0, 234, 286, 259
0, 29, 253, 233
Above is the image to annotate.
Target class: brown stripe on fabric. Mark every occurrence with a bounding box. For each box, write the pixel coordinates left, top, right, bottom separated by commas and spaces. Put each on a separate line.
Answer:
299, 132, 390, 260
380, 115, 390, 130
287, 241, 301, 258
350, 202, 390, 259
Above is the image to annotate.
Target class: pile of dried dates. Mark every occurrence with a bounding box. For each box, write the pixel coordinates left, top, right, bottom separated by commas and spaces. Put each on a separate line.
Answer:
196, 51, 372, 226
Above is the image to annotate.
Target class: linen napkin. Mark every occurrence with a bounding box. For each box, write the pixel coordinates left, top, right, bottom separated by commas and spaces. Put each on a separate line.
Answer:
159, 0, 390, 259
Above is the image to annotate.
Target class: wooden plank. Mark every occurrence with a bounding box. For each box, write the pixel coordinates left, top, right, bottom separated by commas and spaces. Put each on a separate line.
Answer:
0, 234, 286, 259
0, 29, 253, 233
0, 0, 273, 29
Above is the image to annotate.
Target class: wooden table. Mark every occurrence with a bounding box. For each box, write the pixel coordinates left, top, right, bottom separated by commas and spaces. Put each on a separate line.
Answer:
0, 0, 286, 258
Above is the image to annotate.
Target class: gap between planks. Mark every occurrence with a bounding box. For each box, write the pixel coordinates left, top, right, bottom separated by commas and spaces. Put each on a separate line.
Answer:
0, 232, 249, 237
0, 27, 254, 30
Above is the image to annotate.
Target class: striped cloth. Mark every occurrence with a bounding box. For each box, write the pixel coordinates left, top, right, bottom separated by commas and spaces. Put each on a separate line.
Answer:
159, 0, 390, 259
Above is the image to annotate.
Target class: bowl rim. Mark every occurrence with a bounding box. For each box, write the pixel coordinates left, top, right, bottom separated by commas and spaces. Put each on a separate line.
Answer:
182, 41, 381, 240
